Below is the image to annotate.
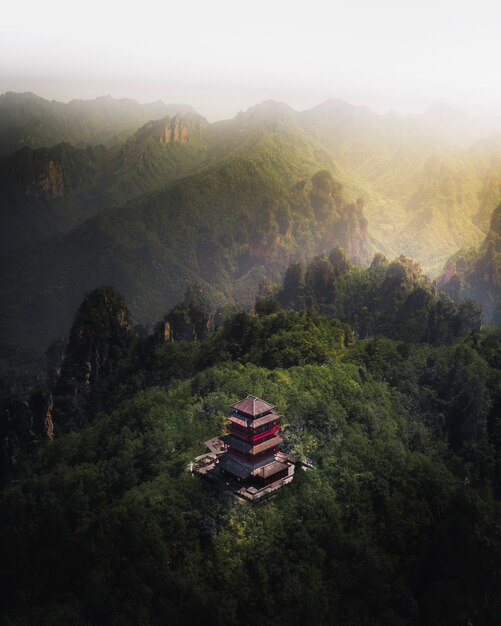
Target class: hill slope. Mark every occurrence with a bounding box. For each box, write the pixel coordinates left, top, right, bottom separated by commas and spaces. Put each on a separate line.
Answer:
0, 92, 195, 156
439, 202, 501, 322
0, 119, 379, 354
3, 96, 501, 361
299, 100, 501, 274
1, 287, 500, 625
0, 113, 210, 253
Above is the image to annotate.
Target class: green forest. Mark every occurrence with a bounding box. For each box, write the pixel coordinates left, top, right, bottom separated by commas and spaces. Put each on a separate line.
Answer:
2, 251, 500, 625
1, 91, 501, 626
6, 0, 501, 618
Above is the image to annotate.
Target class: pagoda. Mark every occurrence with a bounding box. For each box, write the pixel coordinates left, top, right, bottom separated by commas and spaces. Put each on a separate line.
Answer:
219, 395, 289, 486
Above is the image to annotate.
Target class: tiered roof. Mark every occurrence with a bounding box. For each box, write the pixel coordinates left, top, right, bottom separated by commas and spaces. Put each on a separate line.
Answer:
228, 410, 280, 429
231, 395, 275, 417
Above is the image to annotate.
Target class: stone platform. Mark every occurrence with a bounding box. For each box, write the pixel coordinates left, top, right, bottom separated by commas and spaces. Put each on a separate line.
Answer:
193, 438, 295, 502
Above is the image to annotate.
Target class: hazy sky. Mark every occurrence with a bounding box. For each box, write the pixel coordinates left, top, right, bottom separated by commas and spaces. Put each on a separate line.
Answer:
1, 0, 500, 120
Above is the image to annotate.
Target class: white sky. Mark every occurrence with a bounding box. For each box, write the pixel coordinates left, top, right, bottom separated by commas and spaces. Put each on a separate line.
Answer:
1, 0, 500, 120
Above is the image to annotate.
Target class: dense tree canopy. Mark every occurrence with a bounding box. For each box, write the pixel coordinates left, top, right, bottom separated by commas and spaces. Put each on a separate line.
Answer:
1, 264, 500, 625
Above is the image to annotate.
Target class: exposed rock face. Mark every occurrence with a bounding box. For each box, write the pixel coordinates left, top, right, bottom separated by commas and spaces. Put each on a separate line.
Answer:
248, 231, 282, 263
333, 198, 374, 265
309, 169, 343, 219
482, 241, 499, 286
1, 393, 54, 484
69, 291, 130, 387
27, 160, 64, 197
160, 116, 190, 145
29, 391, 55, 440
163, 306, 212, 342
490, 204, 501, 245
441, 259, 457, 285
162, 320, 173, 341
158, 286, 212, 342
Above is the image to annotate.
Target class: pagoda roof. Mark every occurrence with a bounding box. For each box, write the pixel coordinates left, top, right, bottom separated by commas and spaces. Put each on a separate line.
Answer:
253, 460, 288, 479
253, 410, 281, 428
228, 414, 249, 428
219, 455, 252, 479
228, 410, 281, 429
231, 395, 275, 418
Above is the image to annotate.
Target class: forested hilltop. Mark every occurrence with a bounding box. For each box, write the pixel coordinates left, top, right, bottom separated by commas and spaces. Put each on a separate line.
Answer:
1, 251, 500, 625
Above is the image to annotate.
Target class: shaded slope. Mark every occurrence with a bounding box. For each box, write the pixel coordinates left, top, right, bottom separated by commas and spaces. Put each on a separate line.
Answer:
0, 113, 210, 254
0, 124, 378, 354
0, 91, 195, 156
5, 95, 501, 274
439, 202, 501, 322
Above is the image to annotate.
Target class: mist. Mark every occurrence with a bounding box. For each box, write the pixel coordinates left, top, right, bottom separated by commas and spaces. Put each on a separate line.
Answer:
2, 0, 501, 120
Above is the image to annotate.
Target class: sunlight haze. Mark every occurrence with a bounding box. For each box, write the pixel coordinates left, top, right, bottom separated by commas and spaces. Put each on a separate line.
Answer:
2, 0, 501, 119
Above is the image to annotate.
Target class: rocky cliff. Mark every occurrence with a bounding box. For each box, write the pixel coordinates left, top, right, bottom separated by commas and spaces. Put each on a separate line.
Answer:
54, 287, 133, 430
1, 391, 54, 484
27, 159, 64, 197
439, 203, 501, 321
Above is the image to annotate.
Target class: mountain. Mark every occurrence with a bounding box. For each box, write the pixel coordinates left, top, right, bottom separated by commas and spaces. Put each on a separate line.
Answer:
439, 202, 501, 322
0, 112, 210, 253
0, 114, 379, 356
2, 95, 501, 626
0, 143, 108, 253
298, 99, 501, 275
3, 94, 501, 365
4, 93, 501, 270
0, 92, 195, 157
418, 102, 501, 146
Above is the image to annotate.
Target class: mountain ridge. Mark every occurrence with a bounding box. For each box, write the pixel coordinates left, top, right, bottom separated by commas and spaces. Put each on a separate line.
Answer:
0, 91, 197, 157
2, 91, 501, 363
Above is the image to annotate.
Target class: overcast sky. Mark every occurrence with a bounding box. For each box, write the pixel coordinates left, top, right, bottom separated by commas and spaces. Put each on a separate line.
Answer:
1, 0, 500, 120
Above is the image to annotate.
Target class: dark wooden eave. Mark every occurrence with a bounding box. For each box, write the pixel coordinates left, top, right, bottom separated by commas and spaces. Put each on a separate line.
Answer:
228, 409, 281, 429
225, 434, 282, 455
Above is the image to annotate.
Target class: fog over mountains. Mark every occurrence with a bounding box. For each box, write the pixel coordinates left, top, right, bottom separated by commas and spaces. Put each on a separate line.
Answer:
1, 91, 501, 361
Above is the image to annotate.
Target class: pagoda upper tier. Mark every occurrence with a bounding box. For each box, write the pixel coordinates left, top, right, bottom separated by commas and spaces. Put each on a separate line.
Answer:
231, 395, 276, 418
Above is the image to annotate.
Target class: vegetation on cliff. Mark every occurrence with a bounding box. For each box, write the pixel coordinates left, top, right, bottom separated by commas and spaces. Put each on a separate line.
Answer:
440, 202, 501, 322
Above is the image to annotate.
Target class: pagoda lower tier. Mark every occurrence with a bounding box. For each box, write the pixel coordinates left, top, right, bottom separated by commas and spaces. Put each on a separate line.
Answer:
219, 451, 289, 485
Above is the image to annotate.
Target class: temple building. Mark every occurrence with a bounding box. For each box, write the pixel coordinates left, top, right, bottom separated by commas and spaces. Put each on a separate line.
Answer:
218, 395, 290, 486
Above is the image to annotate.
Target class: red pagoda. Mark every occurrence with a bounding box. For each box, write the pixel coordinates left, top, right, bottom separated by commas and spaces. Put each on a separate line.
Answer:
219, 395, 289, 486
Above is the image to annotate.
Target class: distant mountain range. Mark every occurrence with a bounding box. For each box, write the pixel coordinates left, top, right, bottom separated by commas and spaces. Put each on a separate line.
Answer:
1, 92, 501, 360
0, 91, 195, 156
